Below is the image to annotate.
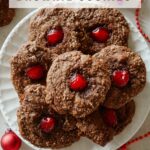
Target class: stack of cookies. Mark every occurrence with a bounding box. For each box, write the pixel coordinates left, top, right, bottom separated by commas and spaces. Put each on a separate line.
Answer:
11, 8, 146, 148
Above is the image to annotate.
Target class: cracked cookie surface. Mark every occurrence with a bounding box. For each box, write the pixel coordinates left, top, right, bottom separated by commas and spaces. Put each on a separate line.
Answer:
46, 51, 111, 118
94, 45, 146, 109
76, 100, 135, 146
11, 42, 52, 100
17, 85, 80, 148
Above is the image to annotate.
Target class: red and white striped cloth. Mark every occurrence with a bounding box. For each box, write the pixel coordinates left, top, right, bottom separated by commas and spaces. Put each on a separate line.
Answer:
135, 0, 150, 43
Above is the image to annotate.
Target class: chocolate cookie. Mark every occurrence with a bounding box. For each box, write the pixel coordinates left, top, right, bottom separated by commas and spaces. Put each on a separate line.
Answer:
101, 100, 135, 134
46, 51, 111, 118
11, 42, 52, 100
0, 0, 15, 27
72, 8, 130, 54
76, 100, 135, 146
17, 84, 80, 148
29, 8, 81, 57
76, 110, 114, 146
94, 45, 146, 109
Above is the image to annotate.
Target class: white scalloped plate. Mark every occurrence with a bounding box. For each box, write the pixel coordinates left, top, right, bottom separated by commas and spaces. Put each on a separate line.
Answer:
0, 9, 150, 150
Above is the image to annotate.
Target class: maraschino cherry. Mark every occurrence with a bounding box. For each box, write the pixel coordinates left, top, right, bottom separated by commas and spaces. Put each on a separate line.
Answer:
102, 109, 118, 127
91, 27, 109, 42
47, 28, 64, 45
112, 70, 129, 87
69, 74, 87, 91
26, 65, 45, 80
40, 117, 55, 133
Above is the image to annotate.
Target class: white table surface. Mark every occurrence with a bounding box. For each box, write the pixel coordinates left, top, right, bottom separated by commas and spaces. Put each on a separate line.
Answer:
0, 3, 150, 150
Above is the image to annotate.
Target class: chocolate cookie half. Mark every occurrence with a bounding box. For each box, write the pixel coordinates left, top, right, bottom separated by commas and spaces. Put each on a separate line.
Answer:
76, 110, 114, 146
17, 85, 80, 148
0, 0, 15, 27
101, 100, 135, 135
46, 51, 111, 118
11, 42, 52, 100
94, 45, 146, 109
114, 100, 135, 134
29, 8, 81, 56
76, 100, 135, 146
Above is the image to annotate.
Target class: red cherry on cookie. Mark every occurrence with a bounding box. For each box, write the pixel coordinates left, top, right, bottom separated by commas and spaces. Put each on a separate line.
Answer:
47, 28, 64, 45
26, 65, 44, 80
102, 109, 117, 127
91, 27, 109, 42
40, 117, 55, 133
112, 70, 129, 87
69, 74, 87, 91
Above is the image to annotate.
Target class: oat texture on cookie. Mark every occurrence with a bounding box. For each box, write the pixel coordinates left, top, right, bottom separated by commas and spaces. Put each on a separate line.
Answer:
46, 51, 111, 118
17, 85, 80, 148
94, 45, 146, 109
29, 8, 129, 55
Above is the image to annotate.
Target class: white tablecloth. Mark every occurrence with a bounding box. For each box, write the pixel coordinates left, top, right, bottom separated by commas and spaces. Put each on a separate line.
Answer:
0, 3, 150, 150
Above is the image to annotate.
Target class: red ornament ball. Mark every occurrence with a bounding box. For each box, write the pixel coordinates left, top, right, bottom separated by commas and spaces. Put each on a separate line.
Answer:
119, 144, 127, 150
1, 129, 21, 150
